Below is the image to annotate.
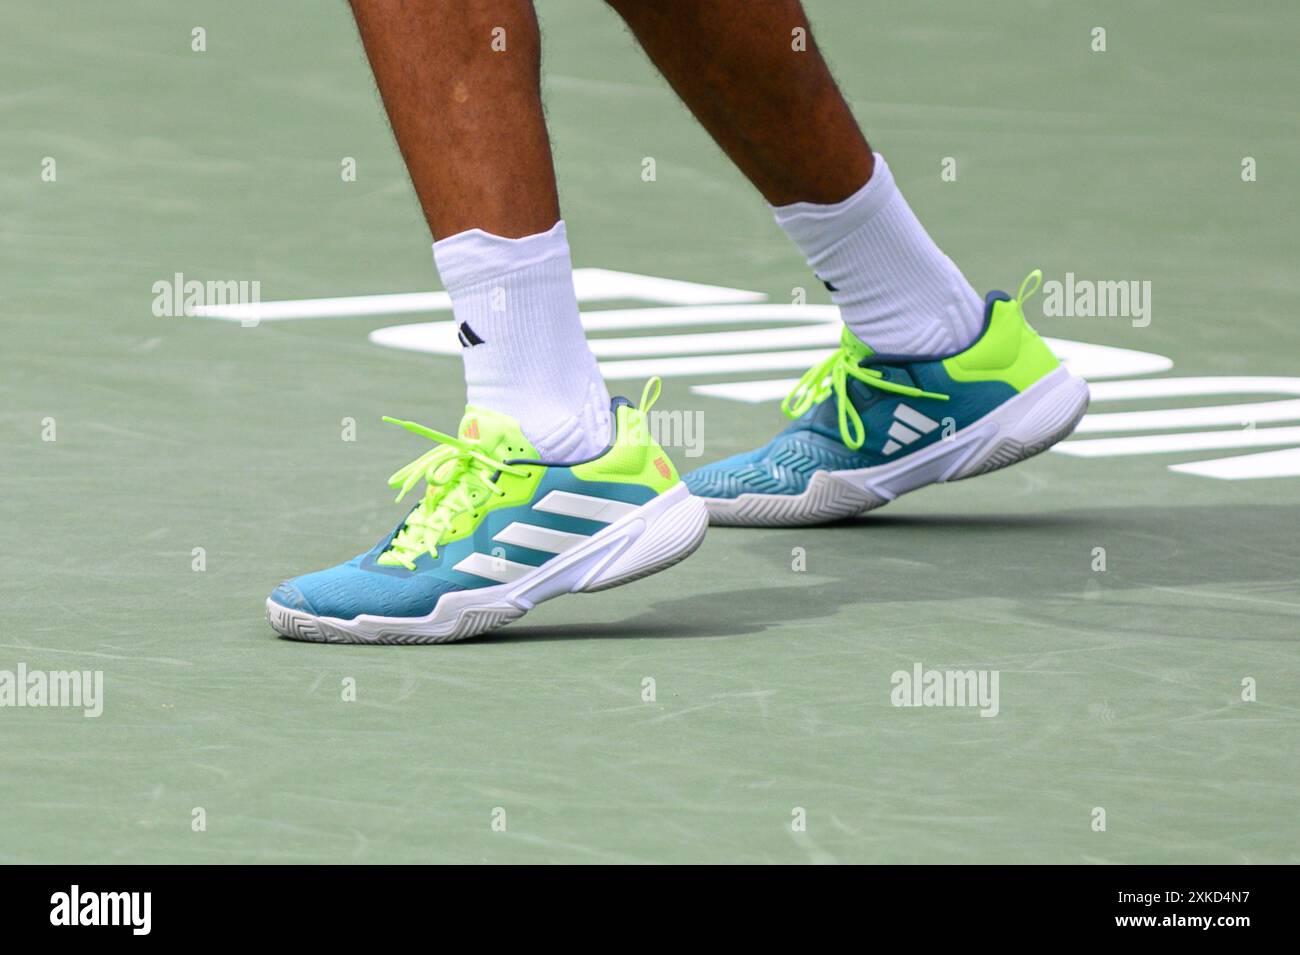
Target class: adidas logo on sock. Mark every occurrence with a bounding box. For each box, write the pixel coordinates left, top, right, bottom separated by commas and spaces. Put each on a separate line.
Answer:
881, 404, 941, 456
457, 322, 484, 347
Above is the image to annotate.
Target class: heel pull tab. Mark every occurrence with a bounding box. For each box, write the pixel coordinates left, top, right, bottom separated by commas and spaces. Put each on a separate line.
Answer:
638, 376, 663, 415
1016, 269, 1043, 306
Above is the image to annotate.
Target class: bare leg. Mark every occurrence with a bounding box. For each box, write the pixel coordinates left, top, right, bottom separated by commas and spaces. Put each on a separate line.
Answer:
348, 0, 609, 459
604, 0, 873, 205
349, 0, 560, 239
608, 0, 984, 358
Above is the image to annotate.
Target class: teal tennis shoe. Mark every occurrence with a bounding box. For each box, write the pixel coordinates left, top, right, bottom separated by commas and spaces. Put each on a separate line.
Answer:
684, 271, 1090, 526
268, 379, 707, 643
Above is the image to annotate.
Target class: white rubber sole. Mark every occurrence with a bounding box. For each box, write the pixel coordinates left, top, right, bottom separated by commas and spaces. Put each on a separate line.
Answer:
267, 482, 709, 645
702, 367, 1091, 527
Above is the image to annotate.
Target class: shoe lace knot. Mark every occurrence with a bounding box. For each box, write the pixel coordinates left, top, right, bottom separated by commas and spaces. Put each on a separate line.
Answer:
780, 269, 1043, 451
377, 417, 529, 570
781, 333, 949, 450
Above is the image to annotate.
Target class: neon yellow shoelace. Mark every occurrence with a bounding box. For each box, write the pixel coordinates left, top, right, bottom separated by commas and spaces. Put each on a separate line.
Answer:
781, 337, 949, 450
376, 418, 528, 570
779, 270, 1043, 451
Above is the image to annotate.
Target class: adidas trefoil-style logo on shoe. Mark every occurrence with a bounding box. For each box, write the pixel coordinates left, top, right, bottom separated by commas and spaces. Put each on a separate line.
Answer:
882, 404, 942, 456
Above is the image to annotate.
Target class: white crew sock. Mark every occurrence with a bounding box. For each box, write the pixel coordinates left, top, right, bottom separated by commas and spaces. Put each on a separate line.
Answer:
431, 220, 610, 461
772, 153, 985, 358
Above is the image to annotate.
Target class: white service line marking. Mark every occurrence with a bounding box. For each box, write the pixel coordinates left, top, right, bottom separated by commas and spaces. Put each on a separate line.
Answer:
367, 305, 839, 357
601, 348, 838, 381
1077, 398, 1300, 433
192, 268, 766, 321
1053, 425, 1300, 457
1169, 447, 1300, 480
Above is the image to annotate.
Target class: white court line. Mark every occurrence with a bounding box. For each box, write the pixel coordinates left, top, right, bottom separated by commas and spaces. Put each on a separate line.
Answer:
367, 305, 840, 357
1077, 399, 1300, 433
1170, 447, 1300, 480
601, 348, 838, 381
1053, 425, 1300, 457
192, 268, 766, 321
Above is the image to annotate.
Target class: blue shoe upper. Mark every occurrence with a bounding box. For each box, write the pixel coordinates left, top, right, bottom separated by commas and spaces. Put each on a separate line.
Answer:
685, 296, 1019, 500
270, 468, 654, 620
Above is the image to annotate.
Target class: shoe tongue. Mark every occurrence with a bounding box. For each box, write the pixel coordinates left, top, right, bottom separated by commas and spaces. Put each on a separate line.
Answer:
839, 325, 874, 365
457, 406, 538, 461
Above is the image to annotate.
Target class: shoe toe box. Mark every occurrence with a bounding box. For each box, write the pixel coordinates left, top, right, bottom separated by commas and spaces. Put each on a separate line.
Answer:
269, 563, 464, 621
270, 580, 316, 614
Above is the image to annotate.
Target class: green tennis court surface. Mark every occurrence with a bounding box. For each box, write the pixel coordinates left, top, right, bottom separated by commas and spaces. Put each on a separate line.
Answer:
3, 0, 1297, 863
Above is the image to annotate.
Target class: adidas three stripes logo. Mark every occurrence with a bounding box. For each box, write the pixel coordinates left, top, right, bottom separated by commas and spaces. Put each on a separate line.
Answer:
881, 404, 942, 456
450, 490, 633, 584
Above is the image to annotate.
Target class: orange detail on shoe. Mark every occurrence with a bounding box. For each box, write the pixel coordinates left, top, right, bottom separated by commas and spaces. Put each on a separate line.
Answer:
654, 456, 670, 479
463, 419, 479, 440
